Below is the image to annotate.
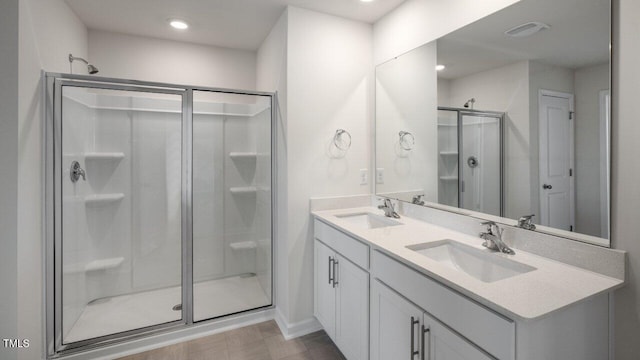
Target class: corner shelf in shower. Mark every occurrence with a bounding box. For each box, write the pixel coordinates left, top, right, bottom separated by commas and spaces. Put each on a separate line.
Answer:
84, 152, 125, 161
63, 257, 125, 274
85, 257, 125, 272
230, 187, 257, 195
84, 193, 125, 207
230, 241, 258, 250
229, 152, 258, 160
439, 151, 458, 156
439, 176, 458, 181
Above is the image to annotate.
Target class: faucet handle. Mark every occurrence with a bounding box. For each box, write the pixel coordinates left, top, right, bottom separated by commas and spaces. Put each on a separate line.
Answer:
518, 214, 536, 230
480, 220, 497, 233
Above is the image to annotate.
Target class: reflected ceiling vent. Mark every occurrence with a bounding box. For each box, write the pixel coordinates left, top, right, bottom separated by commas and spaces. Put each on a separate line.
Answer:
504, 22, 550, 37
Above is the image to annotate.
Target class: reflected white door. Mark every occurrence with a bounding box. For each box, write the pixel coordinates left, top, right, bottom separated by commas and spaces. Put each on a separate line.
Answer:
539, 90, 575, 231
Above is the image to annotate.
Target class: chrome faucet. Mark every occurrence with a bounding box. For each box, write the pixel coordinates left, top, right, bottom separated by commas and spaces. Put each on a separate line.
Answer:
479, 221, 515, 255
412, 194, 425, 206
517, 214, 536, 231
378, 198, 400, 219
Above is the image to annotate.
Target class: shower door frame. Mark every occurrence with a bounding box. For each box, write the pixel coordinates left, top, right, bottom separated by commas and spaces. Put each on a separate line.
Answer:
44, 72, 277, 357
438, 107, 505, 217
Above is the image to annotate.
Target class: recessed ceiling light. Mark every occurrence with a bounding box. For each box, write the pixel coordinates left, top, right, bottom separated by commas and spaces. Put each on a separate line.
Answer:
360, 0, 375, 3
169, 19, 189, 30
435, 64, 446, 71
504, 22, 549, 38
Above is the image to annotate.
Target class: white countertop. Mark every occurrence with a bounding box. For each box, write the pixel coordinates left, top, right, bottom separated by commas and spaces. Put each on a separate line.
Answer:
312, 206, 625, 321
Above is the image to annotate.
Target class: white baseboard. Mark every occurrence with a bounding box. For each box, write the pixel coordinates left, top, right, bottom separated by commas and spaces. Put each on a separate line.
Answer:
274, 308, 322, 340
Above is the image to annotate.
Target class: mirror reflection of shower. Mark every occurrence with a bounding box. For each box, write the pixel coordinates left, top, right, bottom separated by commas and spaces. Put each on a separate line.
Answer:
437, 107, 503, 216
68, 53, 99, 74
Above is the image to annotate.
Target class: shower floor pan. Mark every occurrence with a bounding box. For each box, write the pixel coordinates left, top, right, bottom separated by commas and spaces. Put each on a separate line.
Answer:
63, 275, 270, 343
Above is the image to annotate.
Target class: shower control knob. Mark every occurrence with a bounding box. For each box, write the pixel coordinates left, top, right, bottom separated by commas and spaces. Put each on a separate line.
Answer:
542, 184, 552, 190
70, 161, 86, 183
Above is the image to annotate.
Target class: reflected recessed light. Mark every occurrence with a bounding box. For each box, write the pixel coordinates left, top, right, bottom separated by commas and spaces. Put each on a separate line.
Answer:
360, 0, 375, 2
435, 64, 446, 71
169, 19, 189, 30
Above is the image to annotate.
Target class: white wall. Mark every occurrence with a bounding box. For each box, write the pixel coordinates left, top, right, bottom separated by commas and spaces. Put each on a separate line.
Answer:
88, 30, 256, 90
613, 0, 640, 358
16, 0, 88, 358
373, 0, 519, 65
286, 6, 373, 324
256, 10, 289, 323
0, 1, 20, 359
574, 63, 609, 236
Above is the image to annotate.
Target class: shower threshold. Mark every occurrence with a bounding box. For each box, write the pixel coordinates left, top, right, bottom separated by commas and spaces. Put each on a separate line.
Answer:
63, 274, 269, 344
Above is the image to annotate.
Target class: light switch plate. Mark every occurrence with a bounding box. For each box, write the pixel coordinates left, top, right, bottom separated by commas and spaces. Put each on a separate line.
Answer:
376, 168, 384, 184
360, 169, 368, 185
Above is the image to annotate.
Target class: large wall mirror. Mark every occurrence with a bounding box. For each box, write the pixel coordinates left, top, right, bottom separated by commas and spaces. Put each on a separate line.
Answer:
375, 0, 611, 246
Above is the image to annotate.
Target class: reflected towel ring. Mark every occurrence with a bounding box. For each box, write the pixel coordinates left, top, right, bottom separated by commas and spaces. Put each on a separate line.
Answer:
399, 131, 415, 150
333, 129, 352, 151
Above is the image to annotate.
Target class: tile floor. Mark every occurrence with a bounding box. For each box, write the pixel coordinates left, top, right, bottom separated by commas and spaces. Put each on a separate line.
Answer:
117, 320, 346, 360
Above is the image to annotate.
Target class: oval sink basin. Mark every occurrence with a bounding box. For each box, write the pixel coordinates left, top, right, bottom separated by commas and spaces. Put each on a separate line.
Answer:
335, 212, 401, 230
406, 239, 536, 283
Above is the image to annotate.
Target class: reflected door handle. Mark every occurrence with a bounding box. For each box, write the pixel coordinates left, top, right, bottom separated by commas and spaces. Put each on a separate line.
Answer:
542, 184, 552, 190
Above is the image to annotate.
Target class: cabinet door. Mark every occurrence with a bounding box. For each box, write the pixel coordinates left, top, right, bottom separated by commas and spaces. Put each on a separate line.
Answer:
423, 313, 493, 360
314, 240, 336, 338
335, 254, 369, 360
371, 280, 424, 360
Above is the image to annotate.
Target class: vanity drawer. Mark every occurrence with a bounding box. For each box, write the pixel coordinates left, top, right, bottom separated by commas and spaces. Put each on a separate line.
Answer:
314, 219, 369, 269
371, 250, 515, 360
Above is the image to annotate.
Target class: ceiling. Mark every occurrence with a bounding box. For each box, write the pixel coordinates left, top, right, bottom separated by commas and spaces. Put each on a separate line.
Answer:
437, 0, 610, 80
65, 0, 406, 51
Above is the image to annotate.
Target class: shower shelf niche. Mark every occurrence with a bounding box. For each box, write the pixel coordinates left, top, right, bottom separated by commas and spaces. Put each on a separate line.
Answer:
84, 152, 125, 161
84, 193, 125, 207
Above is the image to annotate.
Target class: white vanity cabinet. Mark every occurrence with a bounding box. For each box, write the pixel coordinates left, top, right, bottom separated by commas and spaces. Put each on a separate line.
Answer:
313, 215, 613, 360
314, 220, 369, 360
371, 279, 493, 360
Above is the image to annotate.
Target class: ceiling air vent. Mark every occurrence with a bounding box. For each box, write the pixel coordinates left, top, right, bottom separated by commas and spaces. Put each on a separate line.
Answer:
504, 22, 550, 37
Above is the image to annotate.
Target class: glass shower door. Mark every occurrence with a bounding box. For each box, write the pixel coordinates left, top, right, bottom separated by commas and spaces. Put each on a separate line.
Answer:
459, 112, 502, 216
192, 90, 273, 321
58, 83, 185, 345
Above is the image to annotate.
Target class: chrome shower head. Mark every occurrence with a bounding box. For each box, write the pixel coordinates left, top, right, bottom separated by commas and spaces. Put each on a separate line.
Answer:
69, 54, 99, 75
463, 98, 476, 109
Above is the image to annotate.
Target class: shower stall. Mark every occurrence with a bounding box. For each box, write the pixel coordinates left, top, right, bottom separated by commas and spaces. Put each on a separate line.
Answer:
45, 73, 275, 356
437, 107, 504, 216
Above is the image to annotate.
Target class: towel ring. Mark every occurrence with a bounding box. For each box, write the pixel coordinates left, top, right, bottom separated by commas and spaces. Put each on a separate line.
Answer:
399, 131, 415, 150
333, 129, 352, 151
